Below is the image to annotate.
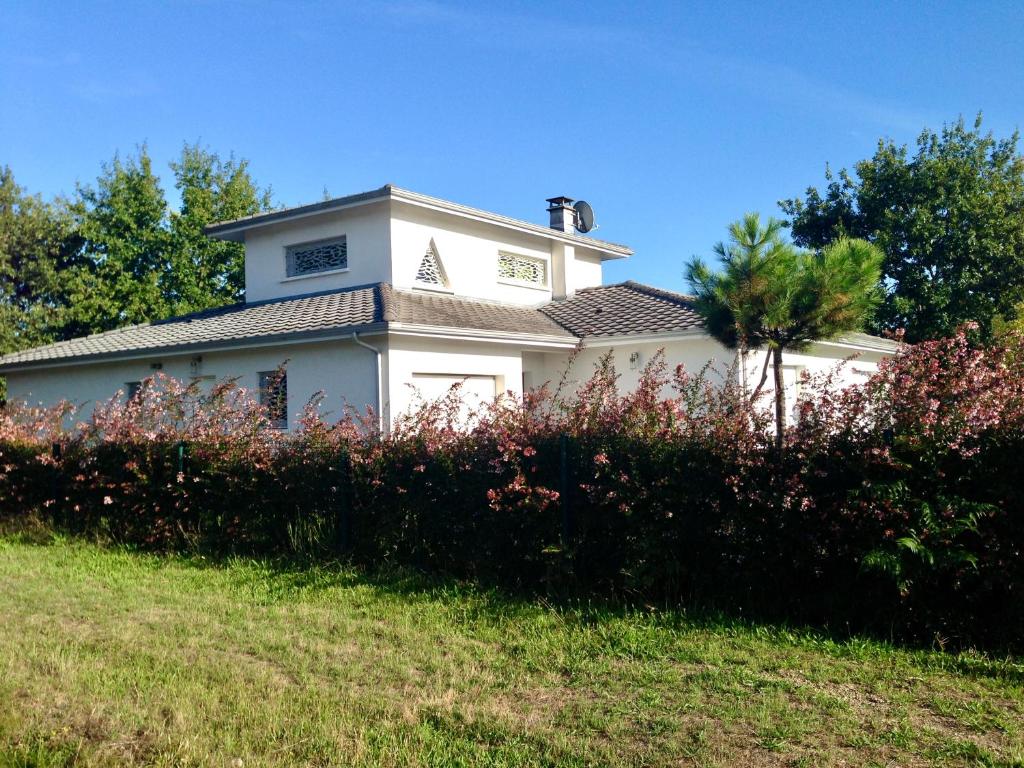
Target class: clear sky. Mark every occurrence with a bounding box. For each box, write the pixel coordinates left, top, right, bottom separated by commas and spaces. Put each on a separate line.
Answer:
2, 1, 1022, 290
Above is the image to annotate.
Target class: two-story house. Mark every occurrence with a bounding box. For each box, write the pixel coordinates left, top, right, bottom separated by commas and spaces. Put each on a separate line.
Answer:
0, 185, 897, 428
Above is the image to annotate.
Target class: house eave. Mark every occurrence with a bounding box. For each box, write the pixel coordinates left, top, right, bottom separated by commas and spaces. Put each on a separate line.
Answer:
0, 323, 389, 374
204, 185, 633, 259
580, 328, 708, 347
812, 338, 900, 355
387, 323, 579, 349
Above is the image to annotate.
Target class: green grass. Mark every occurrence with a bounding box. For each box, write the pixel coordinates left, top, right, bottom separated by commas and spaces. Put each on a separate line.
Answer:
1, 532, 1023, 767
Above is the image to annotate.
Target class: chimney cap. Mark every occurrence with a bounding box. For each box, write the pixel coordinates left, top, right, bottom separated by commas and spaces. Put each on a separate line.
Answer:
545, 195, 574, 208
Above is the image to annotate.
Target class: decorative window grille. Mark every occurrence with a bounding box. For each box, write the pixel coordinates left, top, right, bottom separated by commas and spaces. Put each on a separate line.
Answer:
415, 240, 448, 287
286, 237, 347, 277
497, 252, 547, 286
259, 370, 288, 429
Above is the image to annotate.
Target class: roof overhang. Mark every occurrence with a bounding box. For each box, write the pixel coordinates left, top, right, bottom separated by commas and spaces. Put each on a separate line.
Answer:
580, 328, 708, 347
811, 338, 900, 355
387, 323, 578, 350
0, 322, 580, 375
204, 185, 633, 260
0, 323, 389, 374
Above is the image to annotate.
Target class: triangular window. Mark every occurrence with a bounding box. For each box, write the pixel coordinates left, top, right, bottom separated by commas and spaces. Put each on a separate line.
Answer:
415, 240, 448, 288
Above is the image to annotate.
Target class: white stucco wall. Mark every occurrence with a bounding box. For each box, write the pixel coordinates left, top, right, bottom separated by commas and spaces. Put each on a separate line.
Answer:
524, 335, 889, 415
389, 201, 609, 305
238, 196, 611, 307
4, 338, 382, 430
242, 201, 391, 303
385, 334, 528, 426
390, 203, 555, 305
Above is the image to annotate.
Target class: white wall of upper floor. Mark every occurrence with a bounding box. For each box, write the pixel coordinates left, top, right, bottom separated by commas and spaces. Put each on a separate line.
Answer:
240, 198, 610, 305
243, 201, 392, 303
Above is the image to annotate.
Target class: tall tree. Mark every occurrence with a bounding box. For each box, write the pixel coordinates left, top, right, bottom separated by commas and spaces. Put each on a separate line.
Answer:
166, 144, 272, 314
687, 214, 883, 450
780, 115, 1024, 343
62, 143, 271, 336
65, 146, 171, 336
0, 167, 80, 352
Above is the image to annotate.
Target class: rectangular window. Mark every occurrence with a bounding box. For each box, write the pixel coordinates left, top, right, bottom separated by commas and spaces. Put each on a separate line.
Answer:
259, 370, 288, 429
497, 251, 547, 287
286, 237, 347, 277
125, 381, 142, 401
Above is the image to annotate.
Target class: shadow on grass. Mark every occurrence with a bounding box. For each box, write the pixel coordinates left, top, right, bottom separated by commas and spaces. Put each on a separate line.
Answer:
3, 519, 1023, 685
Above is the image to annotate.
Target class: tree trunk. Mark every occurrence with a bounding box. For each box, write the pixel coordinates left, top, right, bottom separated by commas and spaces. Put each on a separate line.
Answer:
750, 348, 772, 402
772, 346, 785, 452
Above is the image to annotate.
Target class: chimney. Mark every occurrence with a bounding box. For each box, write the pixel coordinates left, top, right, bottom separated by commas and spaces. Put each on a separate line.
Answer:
546, 196, 575, 233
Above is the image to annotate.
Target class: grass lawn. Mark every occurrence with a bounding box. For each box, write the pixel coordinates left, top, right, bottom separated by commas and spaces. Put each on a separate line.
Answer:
1, 534, 1022, 767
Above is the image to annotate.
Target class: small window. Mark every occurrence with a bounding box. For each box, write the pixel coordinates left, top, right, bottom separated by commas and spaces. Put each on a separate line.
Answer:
286, 237, 347, 277
259, 370, 288, 429
125, 381, 142, 401
497, 251, 547, 287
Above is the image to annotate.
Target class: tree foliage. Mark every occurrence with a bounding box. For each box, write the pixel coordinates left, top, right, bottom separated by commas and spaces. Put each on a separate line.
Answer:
66, 147, 171, 335
2, 144, 273, 342
0, 167, 80, 353
780, 115, 1024, 343
166, 144, 272, 314
686, 213, 882, 448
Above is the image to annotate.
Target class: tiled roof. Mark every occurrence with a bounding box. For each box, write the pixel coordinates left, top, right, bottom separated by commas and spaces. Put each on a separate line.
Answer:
384, 288, 571, 337
0, 284, 574, 370
540, 281, 704, 337
0, 280, 897, 371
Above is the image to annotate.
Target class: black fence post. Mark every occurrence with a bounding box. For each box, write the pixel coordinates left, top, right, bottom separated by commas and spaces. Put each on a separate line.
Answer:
559, 433, 574, 548
337, 450, 352, 554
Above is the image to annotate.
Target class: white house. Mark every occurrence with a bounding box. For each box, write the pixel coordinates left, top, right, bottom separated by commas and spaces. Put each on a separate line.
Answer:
0, 185, 897, 428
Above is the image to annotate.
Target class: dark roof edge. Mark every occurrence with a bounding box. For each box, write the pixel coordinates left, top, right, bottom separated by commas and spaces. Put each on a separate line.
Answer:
204, 187, 391, 238
0, 322, 390, 374
204, 184, 633, 256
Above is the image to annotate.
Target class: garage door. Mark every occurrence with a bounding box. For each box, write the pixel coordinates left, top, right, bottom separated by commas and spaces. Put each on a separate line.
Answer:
410, 374, 497, 407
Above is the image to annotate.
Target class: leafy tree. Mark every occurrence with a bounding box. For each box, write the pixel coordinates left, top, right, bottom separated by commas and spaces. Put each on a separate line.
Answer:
65, 146, 171, 336
780, 115, 1024, 342
166, 144, 272, 314
63, 144, 271, 336
687, 213, 883, 449
0, 167, 81, 352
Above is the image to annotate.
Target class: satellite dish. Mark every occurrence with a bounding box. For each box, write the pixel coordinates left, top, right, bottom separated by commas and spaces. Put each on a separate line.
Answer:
573, 200, 597, 233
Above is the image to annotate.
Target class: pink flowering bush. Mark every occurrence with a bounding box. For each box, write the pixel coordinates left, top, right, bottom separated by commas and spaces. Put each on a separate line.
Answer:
1, 328, 1024, 649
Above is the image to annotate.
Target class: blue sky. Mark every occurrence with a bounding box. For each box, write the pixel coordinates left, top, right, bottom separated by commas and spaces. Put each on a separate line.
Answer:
2, 1, 1022, 290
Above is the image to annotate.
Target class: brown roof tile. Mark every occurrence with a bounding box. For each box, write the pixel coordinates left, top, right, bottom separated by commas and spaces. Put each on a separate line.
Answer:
540, 281, 703, 337
0, 280, 896, 371
0, 283, 574, 370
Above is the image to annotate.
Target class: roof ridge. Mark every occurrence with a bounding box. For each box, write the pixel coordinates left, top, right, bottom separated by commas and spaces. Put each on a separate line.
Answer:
378, 283, 397, 323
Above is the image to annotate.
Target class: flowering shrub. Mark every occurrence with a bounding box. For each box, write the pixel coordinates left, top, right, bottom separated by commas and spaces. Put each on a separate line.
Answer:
1, 328, 1023, 649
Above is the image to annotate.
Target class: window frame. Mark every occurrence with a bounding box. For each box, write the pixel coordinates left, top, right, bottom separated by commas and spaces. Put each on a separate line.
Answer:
496, 250, 549, 290
283, 235, 349, 279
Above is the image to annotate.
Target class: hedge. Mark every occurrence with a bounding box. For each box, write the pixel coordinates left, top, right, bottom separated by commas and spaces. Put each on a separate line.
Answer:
1, 327, 1023, 651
